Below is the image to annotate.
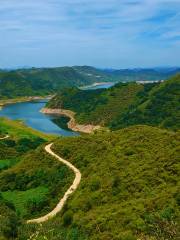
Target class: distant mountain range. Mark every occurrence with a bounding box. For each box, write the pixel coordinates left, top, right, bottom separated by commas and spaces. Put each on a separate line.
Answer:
102, 67, 180, 81
0, 66, 179, 99
0, 68, 179, 240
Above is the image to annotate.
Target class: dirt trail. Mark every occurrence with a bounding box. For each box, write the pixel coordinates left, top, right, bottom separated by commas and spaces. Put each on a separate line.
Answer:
27, 143, 81, 224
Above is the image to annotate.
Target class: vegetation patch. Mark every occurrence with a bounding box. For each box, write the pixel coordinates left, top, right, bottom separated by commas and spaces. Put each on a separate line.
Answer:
2, 186, 49, 217
0, 158, 19, 171
17, 125, 180, 240
48, 74, 180, 131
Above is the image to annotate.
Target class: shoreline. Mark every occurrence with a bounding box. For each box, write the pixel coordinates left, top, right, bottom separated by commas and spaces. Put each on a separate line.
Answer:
0, 95, 53, 110
79, 81, 114, 90
41, 108, 101, 134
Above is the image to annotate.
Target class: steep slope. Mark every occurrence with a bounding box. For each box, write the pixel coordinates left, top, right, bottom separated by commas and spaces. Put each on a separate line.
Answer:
0, 118, 73, 224
0, 66, 115, 99
0, 118, 179, 239
0, 67, 88, 98
48, 74, 180, 131
111, 74, 180, 131
47, 82, 144, 125
19, 126, 180, 240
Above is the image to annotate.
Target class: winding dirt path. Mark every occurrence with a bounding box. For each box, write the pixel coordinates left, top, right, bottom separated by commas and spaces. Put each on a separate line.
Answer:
27, 143, 81, 224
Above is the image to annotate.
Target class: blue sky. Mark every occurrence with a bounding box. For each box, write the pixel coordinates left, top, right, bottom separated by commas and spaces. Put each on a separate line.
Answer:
0, 0, 180, 68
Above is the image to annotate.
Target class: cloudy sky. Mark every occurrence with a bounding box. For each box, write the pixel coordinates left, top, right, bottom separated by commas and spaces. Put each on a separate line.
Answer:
0, 0, 180, 68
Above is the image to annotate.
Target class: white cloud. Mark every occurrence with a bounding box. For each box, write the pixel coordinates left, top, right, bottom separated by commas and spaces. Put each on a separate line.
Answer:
0, 0, 180, 68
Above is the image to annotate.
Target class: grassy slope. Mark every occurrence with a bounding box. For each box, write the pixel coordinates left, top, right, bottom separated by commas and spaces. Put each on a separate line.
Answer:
2, 186, 49, 216
0, 145, 73, 219
0, 118, 73, 222
0, 66, 179, 99
0, 118, 74, 240
0, 118, 54, 239
0, 117, 51, 172
0, 192, 20, 239
0, 117, 54, 140
111, 74, 180, 131
48, 74, 180, 131
47, 83, 144, 125
19, 125, 180, 240
0, 67, 109, 99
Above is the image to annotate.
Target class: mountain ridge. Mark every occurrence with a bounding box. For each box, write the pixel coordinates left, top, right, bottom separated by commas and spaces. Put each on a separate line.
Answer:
0, 66, 179, 99
47, 74, 180, 131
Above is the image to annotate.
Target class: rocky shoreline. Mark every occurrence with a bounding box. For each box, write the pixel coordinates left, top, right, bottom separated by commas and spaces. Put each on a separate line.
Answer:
41, 108, 101, 134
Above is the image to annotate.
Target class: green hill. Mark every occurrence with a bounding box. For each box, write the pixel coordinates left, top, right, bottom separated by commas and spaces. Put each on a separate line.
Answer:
0, 66, 114, 99
19, 125, 180, 240
0, 118, 179, 239
0, 118, 73, 239
0, 73, 179, 239
48, 74, 180, 131
0, 66, 179, 99
0, 67, 88, 98
111, 74, 180, 131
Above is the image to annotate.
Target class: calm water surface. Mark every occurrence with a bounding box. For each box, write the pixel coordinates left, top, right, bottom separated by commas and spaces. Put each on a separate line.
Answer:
81, 82, 115, 90
0, 83, 115, 135
0, 100, 78, 136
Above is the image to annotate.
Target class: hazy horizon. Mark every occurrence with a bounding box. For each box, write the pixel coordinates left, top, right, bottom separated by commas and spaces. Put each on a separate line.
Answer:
1, 65, 180, 71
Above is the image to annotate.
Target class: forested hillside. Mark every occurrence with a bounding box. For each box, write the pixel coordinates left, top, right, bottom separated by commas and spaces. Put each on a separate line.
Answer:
0, 66, 179, 99
0, 67, 91, 98
48, 74, 180, 131
18, 126, 180, 240
111, 74, 180, 131
0, 118, 72, 239
0, 118, 179, 239
0, 72, 179, 239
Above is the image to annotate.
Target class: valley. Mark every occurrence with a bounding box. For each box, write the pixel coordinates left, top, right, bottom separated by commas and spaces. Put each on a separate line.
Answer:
0, 72, 179, 240
0, 66, 179, 99
27, 143, 81, 224
47, 74, 180, 131
1, 1, 180, 239
0, 124, 178, 240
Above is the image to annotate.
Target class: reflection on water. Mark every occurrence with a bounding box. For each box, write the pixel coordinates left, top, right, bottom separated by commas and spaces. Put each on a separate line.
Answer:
0, 83, 115, 135
51, 115, 70, 131
81, 82, 115, 90
0, 100, 78, 136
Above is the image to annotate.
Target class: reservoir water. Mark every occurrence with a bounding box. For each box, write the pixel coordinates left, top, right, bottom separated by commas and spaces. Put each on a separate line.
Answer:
0, 100, 78, 136
80, 82, 115, 90
0, 82, 115, 135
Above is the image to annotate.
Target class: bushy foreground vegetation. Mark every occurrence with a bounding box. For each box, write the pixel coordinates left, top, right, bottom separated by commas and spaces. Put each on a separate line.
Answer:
0, 192, 20, 239
0, 118, 73, 239
17, 126, 179, 240
48, 74, 180, 131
